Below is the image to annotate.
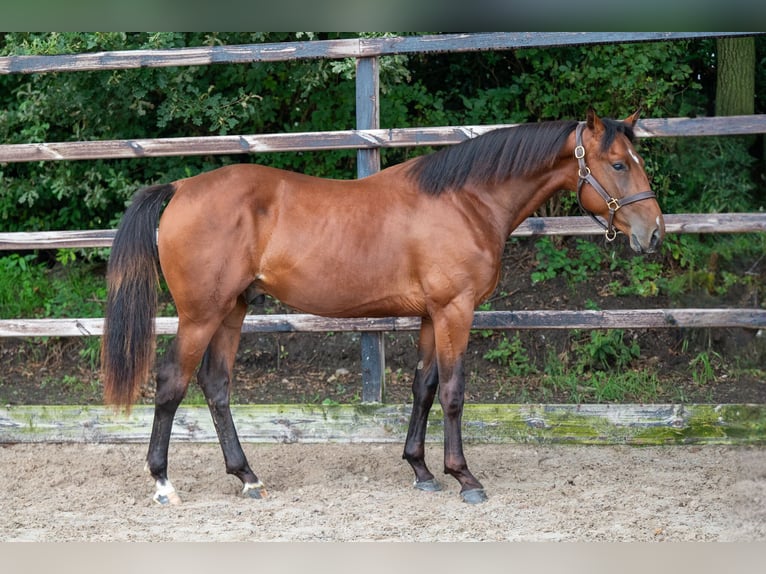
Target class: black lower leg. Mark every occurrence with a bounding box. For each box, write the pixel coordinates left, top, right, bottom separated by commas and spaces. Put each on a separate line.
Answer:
198, 349, 260, 488
439, 357, 486, 502
403, 358, 439, 486
146, 349, 185, 481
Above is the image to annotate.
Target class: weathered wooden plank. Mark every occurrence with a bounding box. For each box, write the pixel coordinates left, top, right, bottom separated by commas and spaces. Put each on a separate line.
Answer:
2, 213, 764, 251
1, 308, 764, 338
2, 116, 765, 164
0, 125, 511, 163
0, 129, 447, 162
1, 33, 753, 75
356, 56, 386, 404
473, 309, 766, 330
661, 213, 766, 234
0, 229, 116, 249
510, 213, 766, 236
362, 32, 758, 57
1, 403, 763, 445
636, 115, 766, 138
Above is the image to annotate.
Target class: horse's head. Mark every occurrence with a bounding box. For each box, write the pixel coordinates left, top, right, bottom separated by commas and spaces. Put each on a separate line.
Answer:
575, 108, 664, 254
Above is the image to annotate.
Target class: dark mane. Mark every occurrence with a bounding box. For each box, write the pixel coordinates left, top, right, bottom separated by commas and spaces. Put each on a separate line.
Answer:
408, 118, 634, 195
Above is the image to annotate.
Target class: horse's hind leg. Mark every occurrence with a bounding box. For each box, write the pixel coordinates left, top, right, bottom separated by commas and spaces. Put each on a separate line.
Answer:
197, 297, 266, 499
146, 321, 217, 505
403, 318, 442, 492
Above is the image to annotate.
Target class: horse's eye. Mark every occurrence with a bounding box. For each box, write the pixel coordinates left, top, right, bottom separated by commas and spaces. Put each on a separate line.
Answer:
612, 162, 626, 172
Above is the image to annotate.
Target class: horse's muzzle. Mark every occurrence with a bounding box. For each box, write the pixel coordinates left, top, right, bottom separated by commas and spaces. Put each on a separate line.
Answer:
630, 225, 663, 254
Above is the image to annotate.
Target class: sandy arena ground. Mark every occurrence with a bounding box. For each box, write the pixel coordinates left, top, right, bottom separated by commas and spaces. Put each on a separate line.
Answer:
1, 442, 764, 542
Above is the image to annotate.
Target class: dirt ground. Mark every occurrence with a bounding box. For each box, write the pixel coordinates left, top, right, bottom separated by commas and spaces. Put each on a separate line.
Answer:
1, 441, 764, 541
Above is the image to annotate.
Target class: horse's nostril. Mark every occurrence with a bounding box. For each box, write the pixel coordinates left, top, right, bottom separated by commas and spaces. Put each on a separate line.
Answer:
650, 227, 662, 250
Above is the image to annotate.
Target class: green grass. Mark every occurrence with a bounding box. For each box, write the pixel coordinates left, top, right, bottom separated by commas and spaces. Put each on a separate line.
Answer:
0, 254, 106, 319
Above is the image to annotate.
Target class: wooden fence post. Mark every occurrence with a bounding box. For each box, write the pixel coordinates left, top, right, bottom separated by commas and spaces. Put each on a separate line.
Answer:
356, 56, 386, 403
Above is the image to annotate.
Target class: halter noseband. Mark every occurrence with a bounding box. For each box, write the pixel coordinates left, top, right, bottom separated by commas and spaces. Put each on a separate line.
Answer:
575, 122, 656, 242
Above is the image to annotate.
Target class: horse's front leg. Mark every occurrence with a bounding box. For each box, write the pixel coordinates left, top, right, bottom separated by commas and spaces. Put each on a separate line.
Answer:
437, 354, 486, 503
432, 301, 487, 504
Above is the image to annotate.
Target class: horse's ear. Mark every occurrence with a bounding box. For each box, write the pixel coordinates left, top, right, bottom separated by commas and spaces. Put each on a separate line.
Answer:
586, 107, 604, 134
624, 109, 641, 127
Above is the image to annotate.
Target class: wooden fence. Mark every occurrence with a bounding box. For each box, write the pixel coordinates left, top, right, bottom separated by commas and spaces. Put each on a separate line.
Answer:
1, 32, 766, 406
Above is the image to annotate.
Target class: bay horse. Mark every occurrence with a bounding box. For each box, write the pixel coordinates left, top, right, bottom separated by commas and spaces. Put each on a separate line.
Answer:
101, 109, 664, 505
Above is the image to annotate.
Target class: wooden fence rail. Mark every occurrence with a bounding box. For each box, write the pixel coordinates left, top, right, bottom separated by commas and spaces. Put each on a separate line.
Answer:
1, 115, 766, 163
1, 32, 754, 75
1, 32, 765, 405
3, 213, 766, 251
2, 309, 765, 339
2, 403, 764, 445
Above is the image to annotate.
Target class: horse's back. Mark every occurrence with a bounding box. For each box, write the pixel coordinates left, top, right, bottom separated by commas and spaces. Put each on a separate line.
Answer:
157, 163, 433, 317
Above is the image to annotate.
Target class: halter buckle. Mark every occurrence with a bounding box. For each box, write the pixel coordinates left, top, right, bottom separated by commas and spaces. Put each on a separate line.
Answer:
574, 145, 586, 159
578, 166, 591, 179
606, 198, 621, 212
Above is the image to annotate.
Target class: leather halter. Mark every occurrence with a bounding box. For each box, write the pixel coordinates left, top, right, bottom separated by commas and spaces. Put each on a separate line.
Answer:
575, 122, 656, 242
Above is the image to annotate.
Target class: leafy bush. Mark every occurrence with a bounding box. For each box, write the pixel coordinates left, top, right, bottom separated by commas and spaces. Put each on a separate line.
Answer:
0, 254, 105, 319
531, 237, 605, 285
0, 255, 51, 318
572, 329, 640, 372
483, 333, 536, 377
649, 136, 759, 216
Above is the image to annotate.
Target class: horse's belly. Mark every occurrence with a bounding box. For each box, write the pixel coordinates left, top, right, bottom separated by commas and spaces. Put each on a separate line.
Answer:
256, 270, 424, 318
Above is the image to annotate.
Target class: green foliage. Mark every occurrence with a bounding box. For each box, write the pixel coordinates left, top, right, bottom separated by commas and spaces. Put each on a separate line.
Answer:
0, 33, 386, 233
0, 255, 50, 317
607, 257, 664, 297
483, 333, 536, 377
540, 344, 659, 404
480, 327, 655, 403
554, 329, 643, 401
649, 136, 760, 216
585, 370, 661, 403
661, 233, 766, 298
531, 237, 605, 285
572, 329, 640, 372
0, 254, 106, 319
507, 41, 703, 120
689, 350, 724, 386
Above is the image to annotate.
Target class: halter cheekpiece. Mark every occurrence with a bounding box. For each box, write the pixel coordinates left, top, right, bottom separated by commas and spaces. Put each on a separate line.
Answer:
575, 122, 656, 242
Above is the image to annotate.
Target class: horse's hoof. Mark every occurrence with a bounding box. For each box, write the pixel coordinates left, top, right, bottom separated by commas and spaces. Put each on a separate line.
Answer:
414, 478, 443, 492
152, 478, 181, 505
153, 490, 182, 506
242, 481, 268, 499
461, 488, 488, 504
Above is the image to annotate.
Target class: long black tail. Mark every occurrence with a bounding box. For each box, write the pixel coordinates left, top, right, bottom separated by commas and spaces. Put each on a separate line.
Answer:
101, 183, 176, 410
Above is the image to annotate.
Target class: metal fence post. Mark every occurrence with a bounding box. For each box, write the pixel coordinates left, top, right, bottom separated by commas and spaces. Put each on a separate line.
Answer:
356, 56, 385, 403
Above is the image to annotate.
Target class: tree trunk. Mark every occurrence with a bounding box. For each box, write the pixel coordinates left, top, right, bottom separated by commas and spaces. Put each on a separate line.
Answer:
716, 36, 757, 155
715, 36, 755, 117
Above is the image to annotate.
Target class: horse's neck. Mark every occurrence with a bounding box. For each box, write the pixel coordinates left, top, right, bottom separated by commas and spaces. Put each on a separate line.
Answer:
488, 162, 578, 239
